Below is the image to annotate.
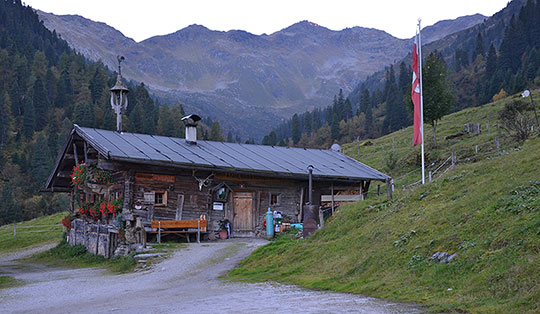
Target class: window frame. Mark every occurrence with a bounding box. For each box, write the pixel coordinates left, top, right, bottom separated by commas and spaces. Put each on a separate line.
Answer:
154, 190, 167, 206
269, 193, 281, 206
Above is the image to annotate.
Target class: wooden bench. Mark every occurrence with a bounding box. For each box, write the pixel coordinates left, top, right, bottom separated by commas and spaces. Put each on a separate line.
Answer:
150, 219, 208, 243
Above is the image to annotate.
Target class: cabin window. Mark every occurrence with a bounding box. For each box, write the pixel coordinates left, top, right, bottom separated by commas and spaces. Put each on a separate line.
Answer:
270, 193, 281, 206
110, 190, 123, 201
154, 191, 167, 206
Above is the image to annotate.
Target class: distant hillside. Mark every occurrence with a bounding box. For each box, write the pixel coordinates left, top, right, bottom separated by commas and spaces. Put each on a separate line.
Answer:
349, 0, 528, 105
230, 90, 540, 313
265, 0, 537, 149
37, 11, 485, 138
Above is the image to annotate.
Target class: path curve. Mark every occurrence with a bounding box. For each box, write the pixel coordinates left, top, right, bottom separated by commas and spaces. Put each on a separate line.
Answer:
0, 239, 425, 314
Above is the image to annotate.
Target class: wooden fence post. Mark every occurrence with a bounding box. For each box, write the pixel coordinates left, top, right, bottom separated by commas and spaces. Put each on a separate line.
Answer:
13, 223, 16, 239
386, 179, 393, 200
319, 208, 325, 229
495, 137, 500, 153
475, 145, 478, 154
331, 182, 335, 215
429, 171, 432, 182
158, 221, 161, 244
452, 149, 456, 168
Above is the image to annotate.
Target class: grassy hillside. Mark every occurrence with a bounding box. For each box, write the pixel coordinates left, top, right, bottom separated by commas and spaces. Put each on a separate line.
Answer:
343, 90, 539, 191
229, 93, 540, 313
0, 212, 65, 254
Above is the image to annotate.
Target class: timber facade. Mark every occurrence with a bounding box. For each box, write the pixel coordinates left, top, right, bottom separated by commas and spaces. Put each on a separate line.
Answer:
46, 124, 391, 257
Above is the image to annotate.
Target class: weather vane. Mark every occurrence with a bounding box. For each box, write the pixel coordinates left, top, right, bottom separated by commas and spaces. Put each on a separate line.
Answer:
117, 55, 125, 76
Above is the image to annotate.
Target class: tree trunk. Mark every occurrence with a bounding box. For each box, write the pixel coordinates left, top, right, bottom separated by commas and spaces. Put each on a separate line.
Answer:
432, 123, 437, 147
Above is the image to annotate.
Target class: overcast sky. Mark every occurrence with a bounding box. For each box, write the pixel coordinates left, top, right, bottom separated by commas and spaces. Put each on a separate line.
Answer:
24, 0, 510, 42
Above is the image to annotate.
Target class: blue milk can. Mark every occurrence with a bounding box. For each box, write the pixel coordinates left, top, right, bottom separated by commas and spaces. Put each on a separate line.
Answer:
266, 208, 274, 238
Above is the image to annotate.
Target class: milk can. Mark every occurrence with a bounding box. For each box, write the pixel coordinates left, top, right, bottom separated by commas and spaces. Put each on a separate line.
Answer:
266, 208, 274, 238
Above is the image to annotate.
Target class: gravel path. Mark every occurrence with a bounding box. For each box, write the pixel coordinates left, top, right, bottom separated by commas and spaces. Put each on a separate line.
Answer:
0, 239, 425, 314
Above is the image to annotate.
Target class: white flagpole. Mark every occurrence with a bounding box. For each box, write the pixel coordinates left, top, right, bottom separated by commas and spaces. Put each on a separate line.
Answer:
418, 19, 425, 184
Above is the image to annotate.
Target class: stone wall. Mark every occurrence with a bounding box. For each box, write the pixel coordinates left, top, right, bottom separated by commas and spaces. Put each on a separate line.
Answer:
68, 219, 119, 258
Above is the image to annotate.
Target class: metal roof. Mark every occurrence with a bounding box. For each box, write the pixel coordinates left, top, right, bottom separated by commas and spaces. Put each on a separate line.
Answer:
72, 125, 390, 182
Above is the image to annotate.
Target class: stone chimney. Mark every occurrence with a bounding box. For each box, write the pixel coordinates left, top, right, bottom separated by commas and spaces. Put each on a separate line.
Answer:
181, 114, 201, 144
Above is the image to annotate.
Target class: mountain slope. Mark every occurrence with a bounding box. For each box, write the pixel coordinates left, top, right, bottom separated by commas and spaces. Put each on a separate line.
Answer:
37, 11, 484, 138
229, 91, 540, 313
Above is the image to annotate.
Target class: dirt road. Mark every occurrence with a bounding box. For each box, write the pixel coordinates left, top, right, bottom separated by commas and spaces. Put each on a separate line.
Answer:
0, 239, 424, 313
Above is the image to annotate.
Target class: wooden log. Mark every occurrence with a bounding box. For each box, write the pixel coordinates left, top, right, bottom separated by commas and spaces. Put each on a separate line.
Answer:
175, 194, 184, 220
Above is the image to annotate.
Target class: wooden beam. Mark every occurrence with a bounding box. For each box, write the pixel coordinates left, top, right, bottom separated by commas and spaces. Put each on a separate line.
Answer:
56, 170, 72, 178
331, 182, 334, 215
363, 181, 371, 200
84, 142, 88, 164
321, 195, 362, 202
73, 144, 79, 166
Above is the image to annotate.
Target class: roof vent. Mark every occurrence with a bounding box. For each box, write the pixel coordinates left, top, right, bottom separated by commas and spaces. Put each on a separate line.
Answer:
181, 114, 201, 144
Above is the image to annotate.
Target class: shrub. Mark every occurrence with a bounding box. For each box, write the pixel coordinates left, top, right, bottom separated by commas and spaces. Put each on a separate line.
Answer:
499, 100, 535, 142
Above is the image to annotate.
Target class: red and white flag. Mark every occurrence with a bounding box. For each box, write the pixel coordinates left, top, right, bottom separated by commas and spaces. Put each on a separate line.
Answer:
411, 35, 422, 146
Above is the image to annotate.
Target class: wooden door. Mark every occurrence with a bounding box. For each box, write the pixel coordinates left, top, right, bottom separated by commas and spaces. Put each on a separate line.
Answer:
233, 192, 254, 232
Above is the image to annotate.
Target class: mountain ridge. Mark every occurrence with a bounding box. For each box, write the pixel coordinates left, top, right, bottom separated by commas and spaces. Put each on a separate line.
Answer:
37, 10, 485, 138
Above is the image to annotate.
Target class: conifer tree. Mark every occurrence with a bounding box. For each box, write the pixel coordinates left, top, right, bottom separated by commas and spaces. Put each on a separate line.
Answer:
312, 110, 322, 130
156, 104, 176, 137
55, 70, 73, 108
291, 114, 301, 144
473, 32, 485, 60
359, 86, 370, 114
31, 133, 52, 187
45, 68, 57, 104
0, 183, 19, 224
0, 91, 12, 147
22, 97, 35, 139
304, 111, 312, 136
485, 44, 498, 78
331, 113, 340, 140
47, 119, 59, 160
421, 51, 455, 146
32, 76, 49, 131
209, 121, 224, 142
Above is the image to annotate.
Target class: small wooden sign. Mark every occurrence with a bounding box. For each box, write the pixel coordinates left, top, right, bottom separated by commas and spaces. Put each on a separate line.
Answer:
213, 202, 224, 211
136, 173, 175, 183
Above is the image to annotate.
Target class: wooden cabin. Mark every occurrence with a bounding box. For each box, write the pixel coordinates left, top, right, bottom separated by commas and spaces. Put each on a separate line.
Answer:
46, 120, 391, 257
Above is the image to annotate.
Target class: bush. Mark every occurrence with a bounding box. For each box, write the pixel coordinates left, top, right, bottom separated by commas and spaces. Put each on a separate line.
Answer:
499, 100, 535, 142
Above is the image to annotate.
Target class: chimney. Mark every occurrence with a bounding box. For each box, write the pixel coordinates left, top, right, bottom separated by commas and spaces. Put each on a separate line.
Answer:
181, 114, 201, 144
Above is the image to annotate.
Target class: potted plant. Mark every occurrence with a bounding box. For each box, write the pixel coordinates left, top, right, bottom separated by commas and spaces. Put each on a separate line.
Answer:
217, 219, 230, 239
